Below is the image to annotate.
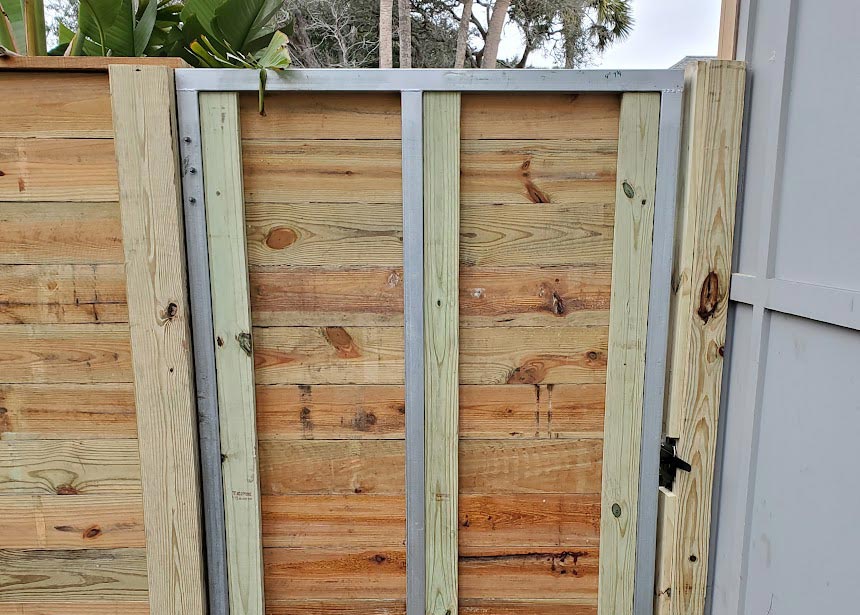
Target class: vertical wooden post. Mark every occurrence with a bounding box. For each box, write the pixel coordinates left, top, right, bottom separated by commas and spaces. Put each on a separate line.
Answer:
718, 0, 741, 60
109, 65, 206, 614
199, 91, 265, 615
599, 92, 661, 615
423, 91, 460, 615
657, 60, 745, 615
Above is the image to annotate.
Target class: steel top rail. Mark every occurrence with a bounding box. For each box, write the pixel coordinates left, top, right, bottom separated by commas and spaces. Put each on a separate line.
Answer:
175, 67, 685, 92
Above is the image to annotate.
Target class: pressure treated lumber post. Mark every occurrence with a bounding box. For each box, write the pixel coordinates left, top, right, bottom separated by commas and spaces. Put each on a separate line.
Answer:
656, 60, 745, 615
599, 92, 661, 615
199, 91, 265, 615
423, 92, 460, 615
108, 65, 206, 614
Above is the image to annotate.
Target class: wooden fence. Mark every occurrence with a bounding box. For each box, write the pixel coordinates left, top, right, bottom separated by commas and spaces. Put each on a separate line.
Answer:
0, 59, 744, 615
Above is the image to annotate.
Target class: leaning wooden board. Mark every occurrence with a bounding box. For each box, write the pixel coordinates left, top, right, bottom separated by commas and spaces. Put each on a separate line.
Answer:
242, 90, 622, 614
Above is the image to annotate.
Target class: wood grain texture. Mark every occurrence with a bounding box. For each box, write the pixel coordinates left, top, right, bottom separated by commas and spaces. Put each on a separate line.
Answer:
660, 61, 745, 615
253, 326, 404, 385
0, 55, 188, 70
459, 326, 608, 385
4, 601, 149, 614
251, 268, 404, 326
109, 64, 205, 615
0, 383, 136, 440
246, 202, 402, 268
459, 440, 602, 494
242, 140, 402, 203
655, 488, 677, 615
1, 495, 144, 549
0, 138, 118, 202
240, 92, 401, 140
200, 90, 265, 615
598, 92, 660, 615
0, 324, 132, 384
256, 384, 406, 440
717, 0, 741, 59
0, 72, 113, 138
459, 384, 604, 439
265, 600, 404, 615
0, 202, 123, 265
0, 548, 147, 601
249, 266, 609, 328
459, 494, 600, 548
262, 494, 405, 548
460, 266, 611, 327
259, 440, 405, 495
459, 546, 598, 600
0, 439, 140, 495
263, 547, 406, 600
460, 600, 596, 615
460, 140, 616, 205
461, 93, 620, 140
460, 203, 613, 266
260, 600, 598, 615
424, 92, 461, 615
0, 264, 127, 324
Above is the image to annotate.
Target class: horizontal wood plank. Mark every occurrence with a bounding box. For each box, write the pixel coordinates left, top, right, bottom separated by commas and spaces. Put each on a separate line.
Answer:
240, 93, 401, 140
0, 439, 140, 495
256, 384, 405, 440
460, 93, 620, 140
251, 268, 404, 326
253, 326, 404, 385
259, 439, 600, 495
253, 326, 606, 385
0, 202, 123, 265
0, 495, 144, 549
249, 266, 609, 328
461, 140, 616, 206
0, 383, 137, 440
0, 264, 127, 324
242, 141, 401, 204
264, 547, 405, 600
0, 139, 118, 202
0, 324, 133, 384
459, 494, 600, 548
0, 548, 147, 601
262, 495, 405, 548
259, 440, 404, 495
265, 601, 404, 615
4, 602, 149, 614
459, 326, 608, 385
0, 73, 113, 138
459, 546, 598, 600
460, 600, 596, 615
460, 203, 613, 266
460, 440, 602, 494
262, 599, 596, 614
246, 202, 402, 268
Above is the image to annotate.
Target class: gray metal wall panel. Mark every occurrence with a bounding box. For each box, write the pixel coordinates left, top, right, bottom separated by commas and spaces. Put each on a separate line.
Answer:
710, 1, 860, 614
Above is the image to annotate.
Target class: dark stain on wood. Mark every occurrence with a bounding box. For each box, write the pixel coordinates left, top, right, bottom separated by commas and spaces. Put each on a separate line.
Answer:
697, 271, 720, 323
265, 226, 298, 250
351, 408, 378, 431
550, 291, 566, 316
507, 361, 547, 384
300, 407, 313, 437
322, 326, 360, 359
237, 332, 253, 356
55, 484, 79, 495
84, 525, 102, 540
0, 406, 9, 436
459, 550, 588, 569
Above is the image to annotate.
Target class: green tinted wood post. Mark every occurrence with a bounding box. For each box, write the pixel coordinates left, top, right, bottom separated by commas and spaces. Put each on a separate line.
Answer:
423, 92, 460, 615
199, 91, 265, 615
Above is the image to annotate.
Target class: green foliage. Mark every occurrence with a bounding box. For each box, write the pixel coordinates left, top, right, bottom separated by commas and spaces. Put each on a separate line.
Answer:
0, 1, 28, 53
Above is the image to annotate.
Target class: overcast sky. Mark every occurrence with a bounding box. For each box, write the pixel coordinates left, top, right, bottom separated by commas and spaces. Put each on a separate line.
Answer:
500, 0, 722, 69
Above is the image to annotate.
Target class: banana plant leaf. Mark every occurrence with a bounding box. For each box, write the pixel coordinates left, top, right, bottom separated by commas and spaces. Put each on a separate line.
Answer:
0, 0, 25, 53
211, 0, 281, 51
47, 20, 74, 55
79, 0, 157, 56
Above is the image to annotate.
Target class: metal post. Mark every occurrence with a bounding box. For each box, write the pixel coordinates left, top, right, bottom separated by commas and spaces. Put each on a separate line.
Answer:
176, 88, 230, 615
401, 89, 426, 615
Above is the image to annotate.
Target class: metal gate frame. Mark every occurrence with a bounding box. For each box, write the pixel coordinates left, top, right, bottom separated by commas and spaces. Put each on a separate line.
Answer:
174, 68, 685, 615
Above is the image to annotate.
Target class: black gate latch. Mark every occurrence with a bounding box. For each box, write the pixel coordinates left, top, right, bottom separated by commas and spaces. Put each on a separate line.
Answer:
659, 439, 692, 490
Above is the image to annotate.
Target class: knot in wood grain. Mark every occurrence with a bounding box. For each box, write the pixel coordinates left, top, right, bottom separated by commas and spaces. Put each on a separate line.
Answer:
265, 226, 298, 250
697, 271, 720, 323
323, 326, 360, 359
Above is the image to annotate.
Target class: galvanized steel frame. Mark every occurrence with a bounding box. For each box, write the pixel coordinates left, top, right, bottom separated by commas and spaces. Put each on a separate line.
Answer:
175, 68, 685, 615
